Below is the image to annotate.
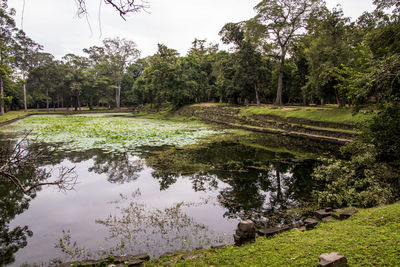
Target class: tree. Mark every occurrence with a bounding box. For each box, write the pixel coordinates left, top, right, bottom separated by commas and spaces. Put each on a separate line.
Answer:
373, 0, 400, 15
122, 58, 148, 105
13, 30, 43, 112
212, 51, 236, 103
141, 44, 181, 108
255, 0, 321, 105
27, 53, 56, 110
220, 22, 266, 105
185, 39, 218, 103
103, 37, 140, 109
302, 7, 353, 106
0, 0, 17, 115
63, 53, 89, 111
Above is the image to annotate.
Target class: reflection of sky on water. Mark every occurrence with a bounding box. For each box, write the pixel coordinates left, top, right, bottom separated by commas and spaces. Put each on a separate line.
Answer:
9, 158, 236, 266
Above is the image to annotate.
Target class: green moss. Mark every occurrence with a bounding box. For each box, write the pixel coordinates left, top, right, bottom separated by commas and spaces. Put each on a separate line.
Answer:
146, 202, 400, 266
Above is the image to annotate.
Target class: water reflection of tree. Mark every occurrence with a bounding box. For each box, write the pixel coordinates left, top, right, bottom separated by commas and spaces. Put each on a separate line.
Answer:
145, 142, 317, 227
54, 149, 144, 184
0, 139, 37, 265
88, 152, 144, 184
0, 136, 80, 265
0, 179, 33, 265
57, 191, 230, 260
95, 192, 230, 257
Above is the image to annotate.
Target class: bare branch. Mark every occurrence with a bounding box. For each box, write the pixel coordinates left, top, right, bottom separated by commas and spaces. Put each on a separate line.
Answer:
0, 133, 78, 197
75, 0, 149, 20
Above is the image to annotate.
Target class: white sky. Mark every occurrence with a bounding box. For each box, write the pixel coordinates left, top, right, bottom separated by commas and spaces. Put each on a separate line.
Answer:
8, 0, 375, 59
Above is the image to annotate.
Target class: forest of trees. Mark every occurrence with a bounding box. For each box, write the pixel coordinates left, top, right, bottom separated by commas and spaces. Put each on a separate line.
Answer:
0, 0, 399, 113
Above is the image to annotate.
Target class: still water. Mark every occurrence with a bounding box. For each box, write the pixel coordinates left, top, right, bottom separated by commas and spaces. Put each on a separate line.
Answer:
0, 115, 334, 266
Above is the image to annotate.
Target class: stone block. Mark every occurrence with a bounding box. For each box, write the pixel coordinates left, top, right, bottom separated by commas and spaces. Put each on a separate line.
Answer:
234, 220, 256, 245
339, 209, 358, 220
304, 218, 319, 230
237, 220, 256, 233
181, 253, 198, 260
257, 225, 290, 237
322, 216, 334, 222
319, 252, 348, 266
127, 260, 145, 267
315, 209, 332, 219
124, 254, 150, 267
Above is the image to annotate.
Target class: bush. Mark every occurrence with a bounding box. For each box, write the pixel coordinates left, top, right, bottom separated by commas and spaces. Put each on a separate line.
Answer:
312, 142, 397, 208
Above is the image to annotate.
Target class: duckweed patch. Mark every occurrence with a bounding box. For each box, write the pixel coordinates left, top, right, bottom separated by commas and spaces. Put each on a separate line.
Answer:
1, 114, 226, 153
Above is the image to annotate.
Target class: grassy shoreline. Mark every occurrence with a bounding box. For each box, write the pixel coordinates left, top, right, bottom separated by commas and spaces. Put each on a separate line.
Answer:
191, 103, 373, 124
145, 202, 400, 266
0, 104, 373, 125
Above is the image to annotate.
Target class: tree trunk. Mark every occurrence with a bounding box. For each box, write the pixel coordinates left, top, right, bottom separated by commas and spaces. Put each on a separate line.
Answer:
255, 84, 260, 105
334, 88, 344, 108
77, 95, 81, 111
46, 88, 49, 112
23, 83, 27, 112
89, 96, 93, 110
0, 77, 4, 116
116, 82, 121, 109
275, 48, 286, 106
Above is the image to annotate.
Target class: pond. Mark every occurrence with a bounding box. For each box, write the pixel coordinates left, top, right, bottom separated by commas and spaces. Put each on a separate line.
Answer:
0, 114, 336, 266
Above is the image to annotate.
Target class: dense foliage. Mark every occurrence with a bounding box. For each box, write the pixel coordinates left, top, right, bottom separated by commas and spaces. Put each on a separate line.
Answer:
0, 0, 398, 111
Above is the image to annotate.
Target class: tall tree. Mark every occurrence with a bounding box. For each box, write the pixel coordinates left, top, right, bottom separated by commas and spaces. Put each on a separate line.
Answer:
13, 31, 43, 111
220, 22, 266, 105
302, 7, 353, 106
186, 39, 218, 103
0, 0, 17, 115
143, 44, 182, 109
63, 53, 89, 111
255, 0, 321, 105
103, 37, 140, 109
27, 53, 59, 110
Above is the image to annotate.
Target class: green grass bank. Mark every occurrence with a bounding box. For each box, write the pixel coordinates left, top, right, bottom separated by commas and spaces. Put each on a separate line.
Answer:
146, 202, 400, 266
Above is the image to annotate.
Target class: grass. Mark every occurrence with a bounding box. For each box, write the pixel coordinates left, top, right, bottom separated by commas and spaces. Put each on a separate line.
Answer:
0, 110, 31, 124
0, 107, 131, 124
240, 105, 373, 124
145, 202, 400, 266
291, 123, 359, 134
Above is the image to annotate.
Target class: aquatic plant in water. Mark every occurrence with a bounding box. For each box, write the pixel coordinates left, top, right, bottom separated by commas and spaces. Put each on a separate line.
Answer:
1, 114, 225, 153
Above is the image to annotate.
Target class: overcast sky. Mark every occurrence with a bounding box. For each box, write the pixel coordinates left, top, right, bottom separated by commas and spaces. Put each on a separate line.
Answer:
8, 0, 375, 59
